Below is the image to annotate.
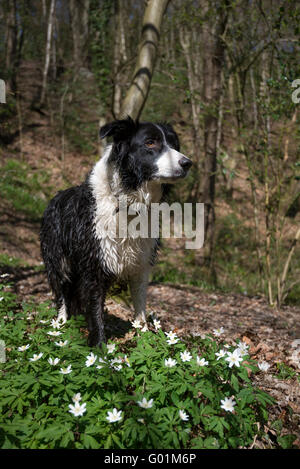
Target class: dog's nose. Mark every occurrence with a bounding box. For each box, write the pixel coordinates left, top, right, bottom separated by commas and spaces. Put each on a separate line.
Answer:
179, 157, 193, 169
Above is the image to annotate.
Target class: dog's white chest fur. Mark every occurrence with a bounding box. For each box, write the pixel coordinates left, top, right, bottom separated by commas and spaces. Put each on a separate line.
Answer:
99, 236, 154, 277
89, 146, 161, 278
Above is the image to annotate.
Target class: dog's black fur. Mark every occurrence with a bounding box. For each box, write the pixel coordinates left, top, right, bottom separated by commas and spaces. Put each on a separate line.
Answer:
40, 117, 192, 347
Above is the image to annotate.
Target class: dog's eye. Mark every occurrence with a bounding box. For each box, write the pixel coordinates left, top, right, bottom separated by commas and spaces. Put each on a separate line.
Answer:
145, 139, 157, 148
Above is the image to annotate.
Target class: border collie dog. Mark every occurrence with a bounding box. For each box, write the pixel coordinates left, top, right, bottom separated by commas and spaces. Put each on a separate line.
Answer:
40, 117, 192, 347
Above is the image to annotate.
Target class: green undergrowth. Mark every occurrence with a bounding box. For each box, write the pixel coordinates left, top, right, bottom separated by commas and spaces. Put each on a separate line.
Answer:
0, 278, 297, 449
0, 159, 51, 221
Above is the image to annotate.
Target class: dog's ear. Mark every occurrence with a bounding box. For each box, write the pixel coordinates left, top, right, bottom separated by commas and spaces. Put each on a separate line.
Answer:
99, 116, 137, 142
157, 122, 180, 151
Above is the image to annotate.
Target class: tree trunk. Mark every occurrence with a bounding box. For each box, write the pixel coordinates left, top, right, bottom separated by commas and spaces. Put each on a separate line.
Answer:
112, 0, 127, 117
5, 0, 17, 93
179, 25, 202, 200
69, 0, 90, 71
120, 0, 169, 120
200, 0, 229, 275
40, 0, 56, 105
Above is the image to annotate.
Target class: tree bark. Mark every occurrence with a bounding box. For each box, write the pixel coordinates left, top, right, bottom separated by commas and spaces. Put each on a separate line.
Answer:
200, 0, 229, 273
120, 0, 169, 120
40, 0, 56, 105
69, 0, 90, 70
5, 0, 17, 93
179, 25, 202, 199
112, 0, 127, 117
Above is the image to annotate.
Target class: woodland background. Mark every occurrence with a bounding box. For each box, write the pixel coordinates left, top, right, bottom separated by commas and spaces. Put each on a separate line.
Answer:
0, 0, 300, 447
1, 0, 300, 306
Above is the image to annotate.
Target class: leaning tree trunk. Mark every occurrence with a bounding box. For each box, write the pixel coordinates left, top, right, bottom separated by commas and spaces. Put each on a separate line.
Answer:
200, 0, 229, 278
120, 0, 169, 120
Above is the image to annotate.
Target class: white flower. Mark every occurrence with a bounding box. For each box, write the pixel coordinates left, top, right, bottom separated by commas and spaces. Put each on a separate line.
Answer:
106, 408, 123, 423
69, 401, 86, 417
112, 364, 122, 371
215, 349, 226, 360
153, 319, 161, 330
107, 343, 116, 354
111, 357, 122, 364
179, 410, 189, 421
165, 331, 177, 340
55, 340, 68, 347
60, 364, 72, 374
225, 350, 244, 368
235, 342, 249, 356
39, 319, 49, 324
180, 350, 192, 362
0, 273, 9, 278
18, 344, 30, 352
213, 327, 225, 337
110, 358, 123, 371
0, 297, 4, 301
97, 357, 107, 369
51, 318, 62, 329
258, 361, 271, 372
141, 324, 148, 332
48, 357, 60, 365
85, 352, 97, 367
72, 393, 82, 403
47, 330, 62, 336
220, 397, 236, 413
167, 337, 179, 345
132, 319, 142, 329
29, 353, 43, 361
123, 355, 131, 367
165, 358, 177, 368
137, 397, 154, 409
196, 356, 208, 366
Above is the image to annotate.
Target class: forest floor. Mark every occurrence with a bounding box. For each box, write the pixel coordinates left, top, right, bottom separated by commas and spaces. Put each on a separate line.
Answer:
1, 128, 300, 448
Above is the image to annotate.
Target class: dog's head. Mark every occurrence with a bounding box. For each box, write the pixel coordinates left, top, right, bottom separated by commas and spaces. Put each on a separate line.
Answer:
100, 117, 192, 190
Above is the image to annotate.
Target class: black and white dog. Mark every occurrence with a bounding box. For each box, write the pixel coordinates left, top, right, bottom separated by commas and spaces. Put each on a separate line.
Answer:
40, 117, 192, 347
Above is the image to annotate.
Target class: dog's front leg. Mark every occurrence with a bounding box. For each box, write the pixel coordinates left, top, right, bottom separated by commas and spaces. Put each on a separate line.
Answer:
129, 270, 150, 323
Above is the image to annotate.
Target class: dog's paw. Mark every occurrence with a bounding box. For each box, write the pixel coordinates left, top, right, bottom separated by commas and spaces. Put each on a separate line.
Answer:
88, 330, 106, 348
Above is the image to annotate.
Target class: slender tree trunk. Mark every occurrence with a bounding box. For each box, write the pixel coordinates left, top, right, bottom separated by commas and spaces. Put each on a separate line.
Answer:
179, 25, 202, 200
69, 0, 90, 70
52, 16, 57, 80
113, 0, 127, 117
5, 0, 17, 93
283, 108, 298, 161
200, 0, 229, 275
250, 68, 258, 132
261, 50, 274, 305
40, 0, 56, 105
279, 226, 300, 306
121, 0, 169, 120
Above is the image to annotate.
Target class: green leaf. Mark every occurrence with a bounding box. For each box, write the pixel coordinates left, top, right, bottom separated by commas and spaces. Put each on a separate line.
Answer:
82, 434, 101, 449
230, 373, 239, 393
277, 434, 297, 449
111, 433, 124, 449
